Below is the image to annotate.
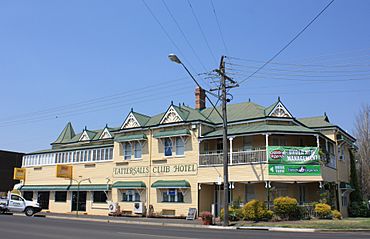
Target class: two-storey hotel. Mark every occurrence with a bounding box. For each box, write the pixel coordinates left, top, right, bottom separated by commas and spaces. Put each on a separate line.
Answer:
19, 87, 356, 217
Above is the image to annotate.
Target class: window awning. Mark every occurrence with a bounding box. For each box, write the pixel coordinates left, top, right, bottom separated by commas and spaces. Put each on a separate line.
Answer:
153, 129, 190, 139
151, 180, 190, 189
19, 185, 70, 191
115, 134, 147, 142
112, 181, 146, 189
68, 184, 111, 191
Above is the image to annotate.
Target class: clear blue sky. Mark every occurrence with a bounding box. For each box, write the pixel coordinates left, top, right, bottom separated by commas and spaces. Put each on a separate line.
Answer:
0, 0, 369, 153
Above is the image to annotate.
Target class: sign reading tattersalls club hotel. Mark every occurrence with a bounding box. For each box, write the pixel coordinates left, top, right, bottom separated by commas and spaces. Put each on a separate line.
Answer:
19, 91, 356, 218
113, 163, 198, 177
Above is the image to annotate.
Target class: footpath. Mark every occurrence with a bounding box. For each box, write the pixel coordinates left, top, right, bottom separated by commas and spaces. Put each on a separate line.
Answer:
11, 212, 370, 233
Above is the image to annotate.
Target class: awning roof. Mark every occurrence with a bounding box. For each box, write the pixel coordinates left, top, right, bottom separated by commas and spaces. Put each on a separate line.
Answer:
115, 134, 147, 142
340, 182, 353, 190
112, 181, 146, 189
153, 129, 190, 139
68, 184, 111, 191
151, 180, 190, 189
20, 185, 70, 191
20, 184, 111, 191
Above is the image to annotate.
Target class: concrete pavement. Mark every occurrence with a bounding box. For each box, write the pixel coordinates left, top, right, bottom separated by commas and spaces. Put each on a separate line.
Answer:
1, 214, 370, 239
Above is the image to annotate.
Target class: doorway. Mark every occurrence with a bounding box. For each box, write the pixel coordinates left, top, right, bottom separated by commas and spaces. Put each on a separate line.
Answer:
71, 191, 87, 212
37, 191, 50, 210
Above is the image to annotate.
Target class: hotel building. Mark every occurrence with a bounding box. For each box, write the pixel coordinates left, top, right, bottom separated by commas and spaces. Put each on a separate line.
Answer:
20, 88, 355, 217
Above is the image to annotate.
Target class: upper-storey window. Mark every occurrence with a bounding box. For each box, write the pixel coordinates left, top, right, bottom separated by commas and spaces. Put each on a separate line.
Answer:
134, 142, 142, 159
164, 138, 173, 156
123, 143, 132, 160
164, 137, 185, 157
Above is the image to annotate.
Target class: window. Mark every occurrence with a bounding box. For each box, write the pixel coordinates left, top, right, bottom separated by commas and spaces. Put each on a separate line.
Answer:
23, 192, 33, 201
55, 191, 67, 202
124, 143, 132, 160
11, 195, 22, 201
164, 138, 172, 156
243, 137, 252, 151
175, 138, 185, 156
216, 139, 223, 153
162, 189, 184, 203
134, 142, 142, 159
272, 136, 287, 146
93, 191, 107, 203
122, 190, 141, 202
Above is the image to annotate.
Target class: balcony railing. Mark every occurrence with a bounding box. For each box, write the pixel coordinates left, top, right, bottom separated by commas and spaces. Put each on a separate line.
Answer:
199, 149, 267, 166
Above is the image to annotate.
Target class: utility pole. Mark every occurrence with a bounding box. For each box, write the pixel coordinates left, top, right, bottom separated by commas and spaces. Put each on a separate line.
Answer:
212, 56, 238, 226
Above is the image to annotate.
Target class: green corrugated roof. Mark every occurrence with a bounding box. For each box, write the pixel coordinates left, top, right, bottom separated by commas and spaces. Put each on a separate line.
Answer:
151, 180, 190, 188
153, 129, 190, 138
68, 184, 111, 191
132, 112, 151, 126
52, 122, 76, 144
112, 181, 146, 189
298, 115, 334, 128
115, 134, 147, 142
20, 185, 70, 191
202, 123, 316, 138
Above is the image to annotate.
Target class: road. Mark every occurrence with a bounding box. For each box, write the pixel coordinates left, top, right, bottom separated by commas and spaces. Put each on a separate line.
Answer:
0, 215, 369, 239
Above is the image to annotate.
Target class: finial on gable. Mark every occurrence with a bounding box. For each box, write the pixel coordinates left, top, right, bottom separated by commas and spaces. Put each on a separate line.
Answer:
171, 100, 174, 105
84, 126, 87, 130
324, 112, 327, 117
130, 107, 134, 112
278, 96, 280, 101
248, 98, 251, 102
105, 123, 108, 128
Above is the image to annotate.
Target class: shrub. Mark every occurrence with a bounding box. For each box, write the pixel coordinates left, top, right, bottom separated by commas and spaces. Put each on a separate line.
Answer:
242, 200, 269, 221
200, 211, 213, 225
315, 203, 332, 219
273, 196, 299, 220
220, 207, 243, 221
264, 210, 274, 220
348, 201, 370, 217
332, 210, 342, 220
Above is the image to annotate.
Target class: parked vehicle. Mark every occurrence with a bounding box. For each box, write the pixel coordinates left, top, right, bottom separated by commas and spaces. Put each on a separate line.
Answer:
0, 192, 41, 216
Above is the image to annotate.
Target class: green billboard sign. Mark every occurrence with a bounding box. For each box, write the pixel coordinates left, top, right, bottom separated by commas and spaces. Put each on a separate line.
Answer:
269, 164, 321, 176
268, 146, 320, 165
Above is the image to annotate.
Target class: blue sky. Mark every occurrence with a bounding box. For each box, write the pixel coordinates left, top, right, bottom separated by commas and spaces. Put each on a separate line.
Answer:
0, 0, 369, 152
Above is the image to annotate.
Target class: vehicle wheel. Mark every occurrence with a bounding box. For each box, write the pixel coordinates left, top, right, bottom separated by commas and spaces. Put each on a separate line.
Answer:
25, 207, 35, 217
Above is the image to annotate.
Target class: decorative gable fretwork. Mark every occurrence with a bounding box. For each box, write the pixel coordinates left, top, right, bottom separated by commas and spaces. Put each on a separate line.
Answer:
99, 128, 112, 139
269, 102, 292, 118
79, 131, 90, 141
160, 106, 183, 124
122, 113, 140, 129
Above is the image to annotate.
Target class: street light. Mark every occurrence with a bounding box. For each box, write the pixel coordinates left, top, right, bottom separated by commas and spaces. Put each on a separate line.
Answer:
168, 54, 231, 226
71, 177, 91, 217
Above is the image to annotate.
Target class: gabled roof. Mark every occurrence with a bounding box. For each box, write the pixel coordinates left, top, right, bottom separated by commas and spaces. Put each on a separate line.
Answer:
264, 98, 293, 118
52, 122, 76, 144
298, 114, 334, 128
159, 103, 189, 124
78, 129, 97, 141
99, 126, 113, 139
121, 110, 150, 129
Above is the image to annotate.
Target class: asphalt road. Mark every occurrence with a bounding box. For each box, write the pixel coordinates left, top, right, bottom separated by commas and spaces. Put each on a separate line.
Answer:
1, 215, 370, 239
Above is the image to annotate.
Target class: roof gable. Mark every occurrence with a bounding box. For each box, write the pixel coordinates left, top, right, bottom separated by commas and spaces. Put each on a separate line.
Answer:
265, 98, 292, 118
78, 129, 97, 141
121, 110, 151, 129
99, 127, 112, 139
160, 104, 188, 124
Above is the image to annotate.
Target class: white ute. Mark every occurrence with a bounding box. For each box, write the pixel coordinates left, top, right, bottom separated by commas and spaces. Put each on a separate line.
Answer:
0, 192, 42, 216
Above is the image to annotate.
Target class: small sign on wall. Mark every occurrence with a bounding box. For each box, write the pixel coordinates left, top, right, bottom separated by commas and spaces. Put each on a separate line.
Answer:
13, 168, 26, 180
56, 165, 73, 179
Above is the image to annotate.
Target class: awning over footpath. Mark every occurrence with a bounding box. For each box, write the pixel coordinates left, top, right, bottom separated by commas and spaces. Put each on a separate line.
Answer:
20, 184, 111, 191
153, 129, 190, 139
115, 134, 147, 142
151, 180, 190, 189
112, 181, 146, 189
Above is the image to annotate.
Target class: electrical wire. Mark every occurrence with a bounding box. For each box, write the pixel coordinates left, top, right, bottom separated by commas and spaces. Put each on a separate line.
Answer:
210, 0, 229, 55
236, 0, 336, 85
187, 0, 218, 64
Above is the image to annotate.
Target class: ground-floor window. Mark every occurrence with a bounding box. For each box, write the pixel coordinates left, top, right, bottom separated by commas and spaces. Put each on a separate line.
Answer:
93, 191, 107, 203
162, 189, 184, 203
23, 191, 33, 201
55, 191, 67, 202
122, 190, 141, 202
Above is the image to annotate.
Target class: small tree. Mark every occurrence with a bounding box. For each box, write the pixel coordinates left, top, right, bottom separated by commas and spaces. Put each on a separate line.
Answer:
349, 150, 362, 203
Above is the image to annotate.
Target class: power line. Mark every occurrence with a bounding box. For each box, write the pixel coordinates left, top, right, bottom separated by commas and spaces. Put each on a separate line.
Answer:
141, 0, 196, 72
210, 0, 229, 55
161, 0, 208, 72
236, 0, 336, 85
186, 0, 218, 64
